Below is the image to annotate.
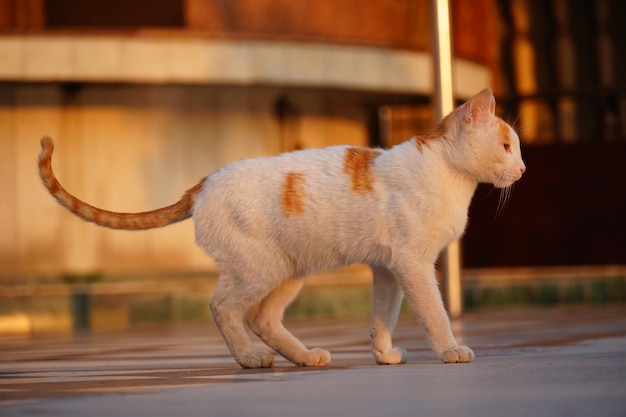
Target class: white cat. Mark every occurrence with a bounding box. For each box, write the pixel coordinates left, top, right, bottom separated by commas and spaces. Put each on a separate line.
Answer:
39, 87, 525, 369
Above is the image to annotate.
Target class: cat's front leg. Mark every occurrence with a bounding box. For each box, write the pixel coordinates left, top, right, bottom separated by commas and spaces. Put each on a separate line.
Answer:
439, 345, 475, 363
370, 265, 408, 365
393, 260, 474, 364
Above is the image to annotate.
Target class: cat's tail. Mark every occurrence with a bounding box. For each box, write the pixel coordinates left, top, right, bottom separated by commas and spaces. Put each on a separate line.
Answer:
38, 136, 206, 230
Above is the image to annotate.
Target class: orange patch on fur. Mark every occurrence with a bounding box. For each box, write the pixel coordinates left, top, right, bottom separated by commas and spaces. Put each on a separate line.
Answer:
343, 148, 380, 193
415, 135, 434, 152
498, 120, 511, 143
282, 172, 306, 215
415, 121, 446, 152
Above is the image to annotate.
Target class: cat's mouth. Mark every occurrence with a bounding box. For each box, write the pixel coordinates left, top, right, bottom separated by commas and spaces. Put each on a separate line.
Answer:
493, 171, 522, 188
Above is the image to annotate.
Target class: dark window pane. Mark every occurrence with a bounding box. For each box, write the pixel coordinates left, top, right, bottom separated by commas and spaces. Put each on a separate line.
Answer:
45, 0, 184, 28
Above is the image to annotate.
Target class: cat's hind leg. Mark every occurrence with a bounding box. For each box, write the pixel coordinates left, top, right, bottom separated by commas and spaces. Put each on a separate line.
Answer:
370, 265, 408, 365
247, 278, 331, 367
210, 274, 276, 369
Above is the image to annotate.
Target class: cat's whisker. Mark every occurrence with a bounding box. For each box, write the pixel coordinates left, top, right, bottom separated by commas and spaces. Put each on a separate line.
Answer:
513, 115, 522, 134
495, 188, 505, 218
506, 185, 512, 208
510, 116, 524, 138
496, 188, 508, 218
483, 185, 497, 199
495, 174, 515, 218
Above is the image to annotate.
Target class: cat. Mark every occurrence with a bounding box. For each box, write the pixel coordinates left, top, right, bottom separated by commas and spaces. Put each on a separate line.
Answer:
39, 87, 526, 369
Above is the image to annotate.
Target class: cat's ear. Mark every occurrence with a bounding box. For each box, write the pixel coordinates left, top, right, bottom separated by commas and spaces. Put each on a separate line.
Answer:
459, 87, 495, 126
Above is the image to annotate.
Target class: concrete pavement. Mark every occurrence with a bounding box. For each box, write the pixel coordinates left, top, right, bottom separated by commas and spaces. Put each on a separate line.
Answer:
1, 305, 625, 416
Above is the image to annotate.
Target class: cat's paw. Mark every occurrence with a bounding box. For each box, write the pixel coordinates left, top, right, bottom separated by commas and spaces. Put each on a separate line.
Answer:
439, 345, 475, 363
374, 346, 408, 365
237, 351, 275, 369
295, 348, 331, 367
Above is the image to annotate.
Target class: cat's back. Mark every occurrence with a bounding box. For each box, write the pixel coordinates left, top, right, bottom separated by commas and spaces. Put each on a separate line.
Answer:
194, 144, 386, 228
217, 145, 349, 178
201, 144, 382, 199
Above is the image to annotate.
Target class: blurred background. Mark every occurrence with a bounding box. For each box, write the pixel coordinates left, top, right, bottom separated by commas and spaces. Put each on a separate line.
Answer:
0, 0, 624, 334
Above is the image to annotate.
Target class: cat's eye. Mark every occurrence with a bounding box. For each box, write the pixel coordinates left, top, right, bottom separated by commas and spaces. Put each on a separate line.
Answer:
503, 143, 511, 153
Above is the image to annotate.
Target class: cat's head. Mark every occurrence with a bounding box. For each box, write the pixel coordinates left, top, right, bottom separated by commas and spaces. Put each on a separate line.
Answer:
446, 87, 526, 188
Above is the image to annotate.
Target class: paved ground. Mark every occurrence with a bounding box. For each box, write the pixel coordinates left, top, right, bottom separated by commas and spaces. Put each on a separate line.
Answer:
1, 305, 625, 417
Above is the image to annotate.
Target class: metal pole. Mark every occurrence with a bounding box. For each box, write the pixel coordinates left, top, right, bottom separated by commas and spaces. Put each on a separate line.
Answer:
432, 0, 463, 318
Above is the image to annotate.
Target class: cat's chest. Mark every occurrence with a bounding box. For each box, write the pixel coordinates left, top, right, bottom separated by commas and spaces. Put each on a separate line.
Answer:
427, 195, 469, 240
443, 202, 470, 240
388, 173, 474, 248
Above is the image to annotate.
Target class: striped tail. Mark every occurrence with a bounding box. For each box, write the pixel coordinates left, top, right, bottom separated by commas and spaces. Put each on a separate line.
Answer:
38, 136, 205, 230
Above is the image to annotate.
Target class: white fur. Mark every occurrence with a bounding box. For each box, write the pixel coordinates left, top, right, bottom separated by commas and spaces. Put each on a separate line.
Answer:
192, 88, 525, 368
